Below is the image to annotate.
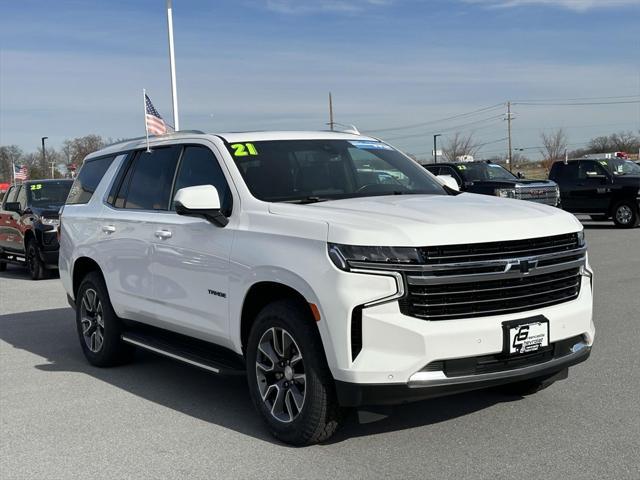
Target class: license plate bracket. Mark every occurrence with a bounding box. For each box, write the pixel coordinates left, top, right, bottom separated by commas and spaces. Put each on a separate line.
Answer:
502, 315, 550, 356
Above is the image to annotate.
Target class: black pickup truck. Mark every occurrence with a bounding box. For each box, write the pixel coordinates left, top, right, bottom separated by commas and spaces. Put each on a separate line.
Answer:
423, 160, 560, 206
549, 158, 640, 228
0, 179, 73, 278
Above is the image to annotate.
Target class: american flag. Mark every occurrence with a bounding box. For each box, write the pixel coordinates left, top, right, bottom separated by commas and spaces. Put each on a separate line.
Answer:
14, 164, 28, 181
145, 94, 172, 135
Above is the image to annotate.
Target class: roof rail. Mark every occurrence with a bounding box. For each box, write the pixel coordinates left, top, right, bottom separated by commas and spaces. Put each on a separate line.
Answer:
104, 130, 207, 148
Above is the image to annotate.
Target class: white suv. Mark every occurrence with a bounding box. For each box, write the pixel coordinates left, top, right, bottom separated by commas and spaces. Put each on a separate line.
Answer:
59, 131, 594, 445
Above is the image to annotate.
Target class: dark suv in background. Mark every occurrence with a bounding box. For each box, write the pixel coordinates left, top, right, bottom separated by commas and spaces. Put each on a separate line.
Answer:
549, 158, 640, 228
423, 160, 560, 206
0, 179, 73, 278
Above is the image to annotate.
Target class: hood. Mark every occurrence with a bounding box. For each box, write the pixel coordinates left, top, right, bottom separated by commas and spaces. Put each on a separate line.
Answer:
467, 179, 556, 188
268, 193, 581, 246
30, 207, 61, 219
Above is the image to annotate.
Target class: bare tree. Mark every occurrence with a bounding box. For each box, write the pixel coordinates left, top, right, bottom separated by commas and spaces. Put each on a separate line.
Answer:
610, 131, 640, 152
62, 134, 106, 166
0, 145, 24, 182
588, 136, 612, 153
443, 133, 480, 162
540, 128, 568, 171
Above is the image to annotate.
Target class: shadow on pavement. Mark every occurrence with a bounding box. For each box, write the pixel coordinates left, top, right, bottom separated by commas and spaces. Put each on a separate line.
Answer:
0, 307, 513, 445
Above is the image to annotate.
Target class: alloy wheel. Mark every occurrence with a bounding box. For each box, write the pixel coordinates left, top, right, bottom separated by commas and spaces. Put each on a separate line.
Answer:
80, 288, 105, 353
616, 205, 633, 225
255, 327, 306, 423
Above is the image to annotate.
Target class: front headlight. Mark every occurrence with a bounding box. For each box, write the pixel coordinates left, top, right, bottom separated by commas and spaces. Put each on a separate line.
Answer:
41, 217, 60, 226
577, 230, 586, 247
495, 188, 517, 199
328, 243, 422, 271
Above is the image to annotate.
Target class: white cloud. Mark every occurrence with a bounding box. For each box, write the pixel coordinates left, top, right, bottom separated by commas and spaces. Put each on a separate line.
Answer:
264, 0, 392, 14
462, 0, 640, 12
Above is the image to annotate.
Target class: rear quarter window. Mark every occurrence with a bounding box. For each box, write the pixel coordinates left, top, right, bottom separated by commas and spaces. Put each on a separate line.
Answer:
66, 155, 117, 205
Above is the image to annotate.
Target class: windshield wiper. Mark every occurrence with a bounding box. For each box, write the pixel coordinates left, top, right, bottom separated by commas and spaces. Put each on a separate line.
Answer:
284, 196, 331, 204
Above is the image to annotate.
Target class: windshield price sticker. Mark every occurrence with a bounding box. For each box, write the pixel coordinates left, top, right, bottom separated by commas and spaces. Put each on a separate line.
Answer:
456, 165, 467, 170
30, 184, 42, 191
231, 143, 258, 156
349, 141, 393, 150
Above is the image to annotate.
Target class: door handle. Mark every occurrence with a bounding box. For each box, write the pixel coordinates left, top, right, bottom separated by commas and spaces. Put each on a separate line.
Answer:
102, 225, 116, 234
154, 230, 172, 239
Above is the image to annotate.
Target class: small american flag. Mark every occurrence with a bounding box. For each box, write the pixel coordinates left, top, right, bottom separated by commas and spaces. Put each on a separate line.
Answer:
145, 94, 172, 135
14, 164, 28, 181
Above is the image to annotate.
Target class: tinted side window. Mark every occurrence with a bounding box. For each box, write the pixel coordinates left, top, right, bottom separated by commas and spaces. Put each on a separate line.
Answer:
16, 186, 27, 208
550, 162, 578, 183
67, 155, 116, 204
122, 147, 181, 210
3, 186, 16, 205
172, 146, 233, 215
578, 161, 607, 180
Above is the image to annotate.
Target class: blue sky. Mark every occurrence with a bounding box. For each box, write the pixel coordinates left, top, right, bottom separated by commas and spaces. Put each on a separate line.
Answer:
1, 0, 639, 159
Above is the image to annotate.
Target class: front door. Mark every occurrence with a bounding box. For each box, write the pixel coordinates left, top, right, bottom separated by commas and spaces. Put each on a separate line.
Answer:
151, 144, 235, 345
573, 161, 612, 213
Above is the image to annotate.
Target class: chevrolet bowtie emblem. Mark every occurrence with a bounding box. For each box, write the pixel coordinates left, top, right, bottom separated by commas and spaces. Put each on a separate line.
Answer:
505, 257, 539, 274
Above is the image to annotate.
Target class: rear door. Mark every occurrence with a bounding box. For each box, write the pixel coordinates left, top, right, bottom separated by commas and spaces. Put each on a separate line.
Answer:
98, 146, 181, 324
151, 144, 235, 344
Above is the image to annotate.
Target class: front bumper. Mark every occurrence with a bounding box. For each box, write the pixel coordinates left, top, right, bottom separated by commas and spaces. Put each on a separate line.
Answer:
336, 338, 590, 406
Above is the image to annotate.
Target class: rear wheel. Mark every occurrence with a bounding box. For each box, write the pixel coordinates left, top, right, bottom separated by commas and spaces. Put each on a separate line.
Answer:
246, 299, 342, 445
612, 200, 639, 228
26, 240, 49, 280
76, 271, 134, 367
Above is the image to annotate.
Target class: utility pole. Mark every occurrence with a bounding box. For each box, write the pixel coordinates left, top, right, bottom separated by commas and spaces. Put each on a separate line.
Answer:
166, 0, 180, 130
506, 101, 513, 172
328, 92, 334, 131
433, 134, 442, 163
41, 136, 48, 172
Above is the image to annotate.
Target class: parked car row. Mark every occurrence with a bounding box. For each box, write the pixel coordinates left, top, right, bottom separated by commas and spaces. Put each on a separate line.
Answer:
422, 157, 640, 228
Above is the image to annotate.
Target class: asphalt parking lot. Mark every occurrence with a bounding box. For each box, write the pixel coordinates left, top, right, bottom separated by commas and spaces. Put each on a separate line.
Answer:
1, 219, 639, 480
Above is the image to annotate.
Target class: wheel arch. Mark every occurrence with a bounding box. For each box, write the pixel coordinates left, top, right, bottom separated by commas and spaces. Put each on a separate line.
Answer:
239, 281, 326, 358
72, 256, 104, 298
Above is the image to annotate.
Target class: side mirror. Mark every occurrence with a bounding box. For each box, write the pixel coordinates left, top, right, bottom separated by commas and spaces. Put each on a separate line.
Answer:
4, 202, 22, 214
437, 175, 460, 191
174, 185, 228, 227
517, 171, 525, 179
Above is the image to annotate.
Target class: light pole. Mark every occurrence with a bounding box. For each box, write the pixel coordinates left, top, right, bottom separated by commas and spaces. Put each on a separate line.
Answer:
433, 134, 442, 163
41, 136, 48, 173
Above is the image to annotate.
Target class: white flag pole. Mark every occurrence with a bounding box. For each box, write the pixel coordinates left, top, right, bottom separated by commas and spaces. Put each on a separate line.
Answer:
166, 0, 180, 131
143, 88, 150, 152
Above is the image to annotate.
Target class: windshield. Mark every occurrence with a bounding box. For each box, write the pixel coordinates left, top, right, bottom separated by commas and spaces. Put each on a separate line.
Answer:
227, 139, 446, 203
27, 181, 73, 208
453, 162, 517, 182
598, 158, 640, 176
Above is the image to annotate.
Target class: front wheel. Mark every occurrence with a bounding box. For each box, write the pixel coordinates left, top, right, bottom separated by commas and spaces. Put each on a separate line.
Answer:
246, 299, 342, 446
612, 200, 639, 228
26, 241, 49, 280
76, 271, 134, 367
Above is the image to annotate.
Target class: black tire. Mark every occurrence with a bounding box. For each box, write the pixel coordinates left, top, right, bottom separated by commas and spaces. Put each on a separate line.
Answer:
246, 299, 342, 446
612, 200, 639, 228
0, 262, 6, 272
76, 271, 134, 367
589, 215, 608, 221
26, 240, 49, 280
492, 372, 560, 396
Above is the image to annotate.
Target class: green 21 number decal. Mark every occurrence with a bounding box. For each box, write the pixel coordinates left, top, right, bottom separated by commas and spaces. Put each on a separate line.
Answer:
231, 143, 258, 156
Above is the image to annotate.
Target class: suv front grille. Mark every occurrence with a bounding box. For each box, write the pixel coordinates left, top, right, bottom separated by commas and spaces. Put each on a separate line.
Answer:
350, 233, 586, 321
514, 185, 559, 206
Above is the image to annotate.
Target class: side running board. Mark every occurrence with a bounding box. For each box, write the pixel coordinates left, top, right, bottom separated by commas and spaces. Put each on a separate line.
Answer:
121, 326, 246, 376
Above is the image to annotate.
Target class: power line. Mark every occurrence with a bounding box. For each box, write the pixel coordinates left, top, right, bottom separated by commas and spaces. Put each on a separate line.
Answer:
513, 100, 640, 106
513, 94, 640, 103
382, 114, 504, 141
366, 103, 504, 133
